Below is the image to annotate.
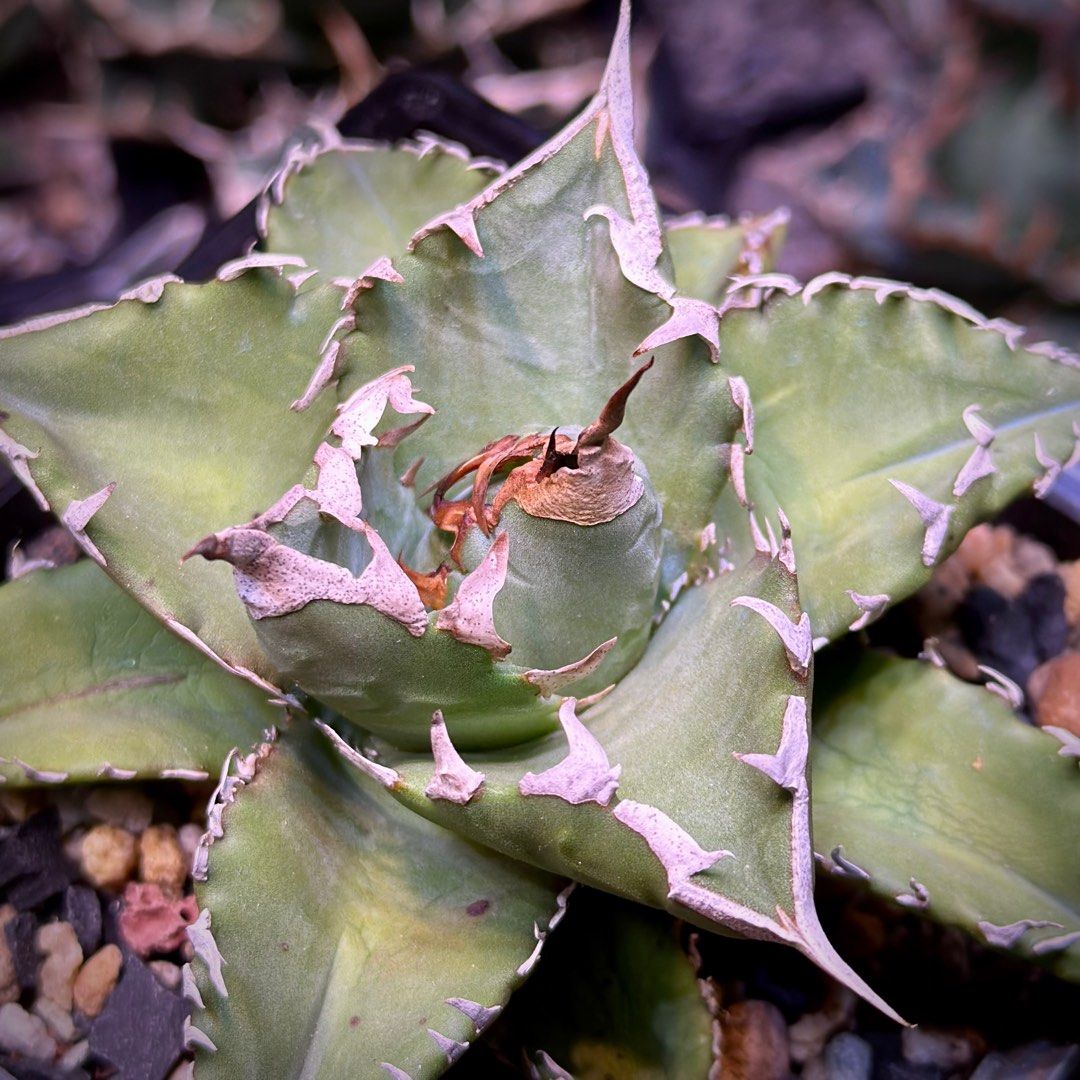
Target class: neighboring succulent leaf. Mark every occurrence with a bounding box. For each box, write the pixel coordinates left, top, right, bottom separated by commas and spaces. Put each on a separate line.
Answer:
474, 889, 714, 1079
191, 722, 563, 1079
375, 553, 901, 1020
0, 269, 351, 680
0, 562, 278, 785
665, 209, 788, 305
812, 652, 1080, 982
711, 283, 1080, 640
893, 45, 1079, 302
260, 137, 499, 281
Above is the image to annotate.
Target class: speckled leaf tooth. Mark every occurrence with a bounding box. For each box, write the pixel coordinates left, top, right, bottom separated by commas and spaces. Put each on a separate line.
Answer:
381, 556, 901, 1017
427, 1028, 469, 1064
446, 998, 502, 1032
379, 1066, 412, 1080
520, 698, 622, 806
522, 637, 618, 697
0, 270, 355, 677
727, 272, 802, 297
289, 314, 355, 412
728, 376, 754, 452
978, 664, 1025, 709
436, 530, 511, 658
734, 694, 807, 792
0, 562, 278, 787
801, 271, 852, 303
953, 444, 996, 498
846, 590, 890, 632
192, 718, 564, 1079
729, 443, 749, 506
215, 252, 307, 282
316, 720, 401, 790
194, 524, 428, 635
730, 595, 812, 677
1032, 931, 1080, 955
776, 508, 796, 574
896, 880, 930, 909
60, 482, 116, 566
408, 206, 485, 258
1032, 433, 1064, 498
813, 654, 1080, 982
613, 800, 733, 883
631, 295, 720, 361
331, 364, 434, 459
0, 428, 49, 510
695, 284, 1080, 642
425, 710, 485, 804
888, 480, 954, 567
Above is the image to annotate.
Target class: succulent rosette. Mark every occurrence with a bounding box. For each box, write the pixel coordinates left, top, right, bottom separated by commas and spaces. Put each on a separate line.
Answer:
2, 3, 1078, 1076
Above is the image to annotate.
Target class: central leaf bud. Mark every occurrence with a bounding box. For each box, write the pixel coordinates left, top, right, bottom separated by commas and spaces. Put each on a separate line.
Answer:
431, 360, 664, 695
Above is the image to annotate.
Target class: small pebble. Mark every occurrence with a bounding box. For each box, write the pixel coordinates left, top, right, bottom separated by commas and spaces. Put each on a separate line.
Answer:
80, 824, 138, 891
73, 944, 123, 1019
33, 995, 77, 1042
1029, 652, 1080, 737
720, 1000, 790, 1080
60, 1038, 91, 1069
62, 885, 102, 957
1061, 562, 1080, 627
0, 905, 18, 1006
902, 1027, 977, 1070
139, 825, 188, 896
5, 910, 40, 990
36, 920, 83, 1010
0, 1001, 58, 1059
85, 788, 153, 834
825, 1032, 873, 1080
148, 960, 182, 991
788, 984, 855, 1065
178, 824, 203, 871
118, 882, 198, 958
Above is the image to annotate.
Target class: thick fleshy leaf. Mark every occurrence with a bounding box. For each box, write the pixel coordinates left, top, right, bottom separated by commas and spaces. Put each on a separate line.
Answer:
0, 269, 350, 678
711, 281, 1080, 639
0, 562, 278, 785
190, 723, 563, 1079
474, 889, 714, 1078
373, 553, 901, 1021
260, 138, 499, 281
665, 210, 787, 304
812, 652, 1080, 982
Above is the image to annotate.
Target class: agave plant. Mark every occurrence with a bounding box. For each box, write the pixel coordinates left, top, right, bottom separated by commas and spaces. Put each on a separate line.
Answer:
2, 3, 1079, 1075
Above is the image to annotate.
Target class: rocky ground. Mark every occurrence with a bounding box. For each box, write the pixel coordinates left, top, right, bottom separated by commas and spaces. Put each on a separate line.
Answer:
1, 783, 206, 1079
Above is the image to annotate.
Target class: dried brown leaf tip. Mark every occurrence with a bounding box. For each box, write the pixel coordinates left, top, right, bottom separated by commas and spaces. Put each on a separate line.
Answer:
429, 358, 653, 544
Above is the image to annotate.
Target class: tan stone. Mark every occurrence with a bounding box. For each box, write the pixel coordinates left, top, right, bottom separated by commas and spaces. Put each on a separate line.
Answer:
73, 944, 123, 1018
80, 824, 137, 890
0, 1002, 57, 1059
139, 825, 188, 895
720, 1000, 790, 1080
1030, 652, 1080, 738
35, 921, 83, 1011
0, 904, 18, 1006
1061, 562, 1080, 627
